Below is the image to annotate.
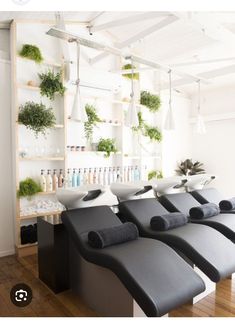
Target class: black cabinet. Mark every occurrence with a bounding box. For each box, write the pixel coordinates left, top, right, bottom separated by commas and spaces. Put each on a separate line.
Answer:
37, 217, 69, 293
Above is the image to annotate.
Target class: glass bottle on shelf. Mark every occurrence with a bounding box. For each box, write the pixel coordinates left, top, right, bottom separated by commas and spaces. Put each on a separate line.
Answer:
58, 169, 64, 188
72, 169, 77, 187
77, 169, 81, 186
88, 168, 93, 184
108, 167, 112, 185
113, 167, 117, 183
103, 167, 108, 186
53, 169, 58, 191
83, 168, 88, 185
93, 168, 97, 184
98, 168, 103, 185
40, 169, 47, 192
68, 169, 73, 187
46, 170, 53, 192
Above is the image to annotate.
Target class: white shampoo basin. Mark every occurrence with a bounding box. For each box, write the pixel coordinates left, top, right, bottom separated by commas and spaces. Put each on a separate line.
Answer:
56, 184, 106, 209
110, 181, 153, 202
184, 174, 216, 191
152, 176, 187, 197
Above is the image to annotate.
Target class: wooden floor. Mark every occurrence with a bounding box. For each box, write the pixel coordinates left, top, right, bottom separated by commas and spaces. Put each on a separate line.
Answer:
0, 254, 235, 317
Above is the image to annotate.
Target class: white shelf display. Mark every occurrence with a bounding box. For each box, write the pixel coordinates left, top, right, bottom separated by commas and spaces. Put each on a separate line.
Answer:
11, 21, 163, 256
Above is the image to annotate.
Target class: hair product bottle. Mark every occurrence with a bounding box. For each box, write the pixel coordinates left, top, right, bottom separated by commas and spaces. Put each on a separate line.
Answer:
40, 169, 47, 192
46, 169, 53, 192
58, 169, 64, 188
53, 169, 58, 191
72, 169, 77, 187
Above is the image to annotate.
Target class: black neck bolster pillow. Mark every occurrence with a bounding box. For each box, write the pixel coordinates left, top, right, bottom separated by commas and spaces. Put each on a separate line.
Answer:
150, 212, 188, 231
88, 222, 139, 249
190, 203, 220, 219
219, 198, 235, 211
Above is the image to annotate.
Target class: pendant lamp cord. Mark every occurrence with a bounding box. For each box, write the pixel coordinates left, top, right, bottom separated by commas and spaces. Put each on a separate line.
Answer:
169, 69, 172, 108
76, 41, 80, 86
197, 79, 201, 113
130, 56, 134, 99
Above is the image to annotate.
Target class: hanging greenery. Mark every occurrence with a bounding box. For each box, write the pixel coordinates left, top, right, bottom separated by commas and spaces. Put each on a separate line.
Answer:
97, 138, 117, 158
140, 91, 161, 112
144, 124, 162, 142
19, 44, 43, 64
148, 170, 163, 181
18, 101, 56, 137
84, 104, 102, 142
132, 112, 162, 142
122, 64, 139, 80
39, 70, 66, 100
17, 178, 42, 198
175, 159, 205, 176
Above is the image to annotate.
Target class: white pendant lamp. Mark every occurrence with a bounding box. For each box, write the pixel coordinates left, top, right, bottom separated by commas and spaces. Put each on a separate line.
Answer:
125, 57, 139, 128
195, 79, 206, 134
70, 42, 88, 122
164, 69, 175, 130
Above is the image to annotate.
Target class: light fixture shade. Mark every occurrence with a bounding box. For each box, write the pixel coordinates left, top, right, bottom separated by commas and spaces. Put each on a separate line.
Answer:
71, 85, 88, 122
125, 99, 139, 127
196, 114, 206, 134
164, 106, 175, 130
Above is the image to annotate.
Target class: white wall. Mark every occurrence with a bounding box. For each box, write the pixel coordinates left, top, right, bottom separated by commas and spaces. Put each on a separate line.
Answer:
191, 85, 235, 197
161, 93, 192, 177
0, 58, 15, 257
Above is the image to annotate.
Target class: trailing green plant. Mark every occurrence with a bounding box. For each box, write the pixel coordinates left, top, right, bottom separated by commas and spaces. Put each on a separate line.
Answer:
148, 170, 163, 181
19, 44, 43, 63
140, 91, 161, 113
18, 101, 56, 137
97, 138, 117, 158
175, 159, 205, 176
84, 104, 102, 142
39, 70, 66, 100
17, 178, 42, 198
122, 64, 139, 80
132, 112, 162, 142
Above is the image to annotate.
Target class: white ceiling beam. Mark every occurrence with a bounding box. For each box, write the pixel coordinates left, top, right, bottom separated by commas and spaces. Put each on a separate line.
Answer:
161, 64, 235, 89
171, 57, 235, 67
90, 15, 179, 65
89, 12, 171, 33
128, 54, 209, 84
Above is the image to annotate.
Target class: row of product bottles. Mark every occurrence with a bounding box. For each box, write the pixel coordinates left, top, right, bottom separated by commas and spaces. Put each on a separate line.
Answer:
40, 166, 141, 191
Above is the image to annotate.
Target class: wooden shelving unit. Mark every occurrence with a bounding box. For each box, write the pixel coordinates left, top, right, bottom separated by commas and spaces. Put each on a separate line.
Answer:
11, 20, 67, 257
11, 20, 162, 257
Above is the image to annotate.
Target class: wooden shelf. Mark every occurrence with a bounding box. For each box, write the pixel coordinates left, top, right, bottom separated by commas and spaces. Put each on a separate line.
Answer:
17, 55, 62, 68
17, 242, 38, 249
19, 156, 65, 161
67, 151, 122, 156
19, 210, 62, 220
37, 191, 56, 196
68, 119, 121, 127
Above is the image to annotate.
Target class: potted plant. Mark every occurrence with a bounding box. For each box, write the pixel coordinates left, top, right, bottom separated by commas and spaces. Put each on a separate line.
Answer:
132, 112, 162, 143
19, 44, 43, 64
17, 178, 42, 198
140, 91, 161, 113
18, 101, 56, 137
84, 104, 102, 143
122, 64, 139, 80
175, 159, 205, 176
39, 69, 66, 100
97, 138, 117, 158
148, 170, 163, 180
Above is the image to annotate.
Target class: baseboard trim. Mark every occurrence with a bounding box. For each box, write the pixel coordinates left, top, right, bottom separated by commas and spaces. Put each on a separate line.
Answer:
0, 249, 15, 258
